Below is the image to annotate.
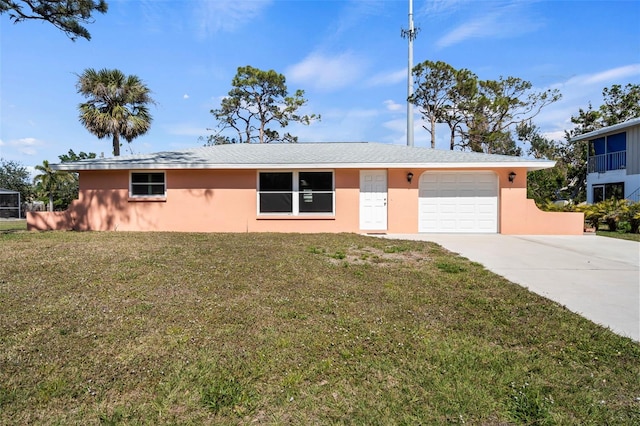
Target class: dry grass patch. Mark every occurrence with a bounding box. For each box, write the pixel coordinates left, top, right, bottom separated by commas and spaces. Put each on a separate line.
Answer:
308, 242, 428, 267
0, 232, 638, 425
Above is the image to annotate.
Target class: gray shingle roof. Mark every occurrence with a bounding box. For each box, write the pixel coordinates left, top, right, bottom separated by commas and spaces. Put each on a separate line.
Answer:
53, 142, 554, 171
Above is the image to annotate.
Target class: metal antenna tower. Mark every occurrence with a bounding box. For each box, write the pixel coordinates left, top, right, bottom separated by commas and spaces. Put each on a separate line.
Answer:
401, 0, 419, 147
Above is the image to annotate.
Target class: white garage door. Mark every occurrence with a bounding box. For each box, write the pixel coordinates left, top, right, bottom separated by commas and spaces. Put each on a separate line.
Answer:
419, 171, 498, 233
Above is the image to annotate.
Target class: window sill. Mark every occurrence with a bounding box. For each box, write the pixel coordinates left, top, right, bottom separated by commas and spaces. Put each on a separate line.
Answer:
128, 197, 167, 202
257, 214, 335, 220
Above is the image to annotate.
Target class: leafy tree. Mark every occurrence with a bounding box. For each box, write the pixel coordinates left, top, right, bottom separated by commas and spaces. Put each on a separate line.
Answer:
517, 121, 568, 204
33, 160, 74, 211
409, 61, 560, 155
0, 158, 32, 206
56, 149, 96, 208
600, 84, 640, 126
410, 60, 458, 149
441, 68, 478, 150
462, 76, 561, 155
208, 65, 319, 144
77, 68, 155, 156
0, 0, 108, 41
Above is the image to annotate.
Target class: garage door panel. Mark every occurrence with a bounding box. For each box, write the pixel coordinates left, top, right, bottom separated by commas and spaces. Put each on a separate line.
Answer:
458, 204, 475, 214
418, 172, 498, 233
457, 175, 475, 184
477, 175, 496, 184
477, 204, 495, 214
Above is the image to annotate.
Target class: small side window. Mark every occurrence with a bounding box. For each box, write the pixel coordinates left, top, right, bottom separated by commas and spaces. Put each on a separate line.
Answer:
131, 172, 166, 197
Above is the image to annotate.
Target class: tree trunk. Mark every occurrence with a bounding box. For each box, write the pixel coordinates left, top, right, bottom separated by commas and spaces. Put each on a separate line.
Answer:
450, 128, 455, 150
430, 115, 436, 149
112, 133, 120, 156
48, 194, 54, 212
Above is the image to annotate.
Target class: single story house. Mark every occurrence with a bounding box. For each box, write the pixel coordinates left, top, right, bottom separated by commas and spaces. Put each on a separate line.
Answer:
28, 142, 584, 234
570, 117, 640, 203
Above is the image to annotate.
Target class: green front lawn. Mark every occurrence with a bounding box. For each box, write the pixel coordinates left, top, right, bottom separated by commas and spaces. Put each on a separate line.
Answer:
1, 232, 638, 424
0, 219, 26, 232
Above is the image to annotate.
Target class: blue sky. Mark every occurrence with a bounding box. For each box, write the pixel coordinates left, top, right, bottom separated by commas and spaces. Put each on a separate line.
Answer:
1, 0, 639, 171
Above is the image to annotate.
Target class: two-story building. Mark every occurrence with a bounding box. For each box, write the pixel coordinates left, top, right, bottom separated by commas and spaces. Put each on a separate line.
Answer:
571, 117, 640, 203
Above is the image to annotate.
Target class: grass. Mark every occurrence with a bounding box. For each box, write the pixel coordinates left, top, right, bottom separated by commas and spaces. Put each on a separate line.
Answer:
597, 230, 640, 242
1, 231, 639, 424
0, 219, 26, 232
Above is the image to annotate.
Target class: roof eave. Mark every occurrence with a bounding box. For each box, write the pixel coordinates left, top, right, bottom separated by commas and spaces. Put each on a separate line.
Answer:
53, 161, 555, 172
570, 117, 640, 142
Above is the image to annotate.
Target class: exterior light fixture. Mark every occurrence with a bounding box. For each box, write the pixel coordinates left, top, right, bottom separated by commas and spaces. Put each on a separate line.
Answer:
508, 172, 516, 183
407, 172, 414, 183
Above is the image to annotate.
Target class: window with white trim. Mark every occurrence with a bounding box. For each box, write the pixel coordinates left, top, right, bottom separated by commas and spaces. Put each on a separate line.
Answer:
258, 171, 334, 215
130, 172, 166, 197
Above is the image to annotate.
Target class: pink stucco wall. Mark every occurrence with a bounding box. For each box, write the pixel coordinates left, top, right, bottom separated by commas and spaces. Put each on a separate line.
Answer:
497, 168, 584, 235
27, 167, 584, 234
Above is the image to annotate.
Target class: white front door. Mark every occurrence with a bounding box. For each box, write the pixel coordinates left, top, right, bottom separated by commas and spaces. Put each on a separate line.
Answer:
360, 170, 388, 231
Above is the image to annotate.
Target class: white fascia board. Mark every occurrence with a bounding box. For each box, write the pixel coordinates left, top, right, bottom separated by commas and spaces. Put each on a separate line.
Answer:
54, 160, 555, 172
570, 117, 640, 142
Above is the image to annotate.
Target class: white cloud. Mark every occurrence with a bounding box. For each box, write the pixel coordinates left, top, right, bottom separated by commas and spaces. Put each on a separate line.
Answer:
561, 64, 640, 87
183, 94, 190, 100
164, 123, 209, 137
289, 107, 380, 142
436, 3, 543, 49
419, 0, 471, 17
542, 130, 566, 141
13, 137, 39, 147
366, 69, 407, 87
384, 100, 403, 112
287, 51, 368, 92
0, 139, 4, 146
20, 147, 38, 156
195, 0, 272, 37
533, 64, 640, 138
2, 137, 43, 157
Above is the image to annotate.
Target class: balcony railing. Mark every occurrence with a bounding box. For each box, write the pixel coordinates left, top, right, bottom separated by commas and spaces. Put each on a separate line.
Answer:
587, 150, 626, 173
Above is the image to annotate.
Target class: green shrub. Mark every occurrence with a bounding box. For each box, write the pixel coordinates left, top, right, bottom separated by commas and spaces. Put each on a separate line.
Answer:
601, 198, 629, 232
616, 221, 632, 234
578, 199, 638, 232
539, 200, 575, 212
628, 201, 640, 234
576, 203, 605, 230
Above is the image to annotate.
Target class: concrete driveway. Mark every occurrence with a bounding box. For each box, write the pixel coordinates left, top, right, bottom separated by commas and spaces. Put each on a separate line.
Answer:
380, 234, 640, 342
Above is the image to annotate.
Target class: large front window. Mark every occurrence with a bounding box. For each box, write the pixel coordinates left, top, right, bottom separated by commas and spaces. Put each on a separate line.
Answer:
258, 171, 334, 215
130, 172, 166, 197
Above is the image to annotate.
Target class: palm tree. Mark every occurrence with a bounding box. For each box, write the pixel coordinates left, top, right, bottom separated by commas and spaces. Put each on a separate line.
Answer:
33, 160, 74, 211
77, 68, 154, 156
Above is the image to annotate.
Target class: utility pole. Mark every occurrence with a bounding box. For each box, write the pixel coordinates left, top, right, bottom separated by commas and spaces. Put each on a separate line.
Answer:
401, 0, 418, 147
